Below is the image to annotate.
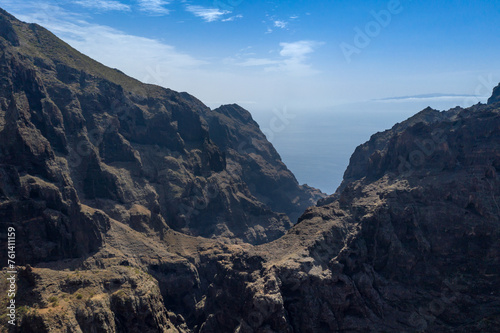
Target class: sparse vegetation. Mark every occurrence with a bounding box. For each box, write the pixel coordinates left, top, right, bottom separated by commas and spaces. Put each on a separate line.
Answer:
0, 5, 499, 333
17, 306, 30, 317
113, 289, 128, 300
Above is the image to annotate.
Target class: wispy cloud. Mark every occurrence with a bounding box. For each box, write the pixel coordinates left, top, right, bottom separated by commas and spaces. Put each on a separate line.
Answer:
6, 0, 205, 87
279, 41, 317, 59
374, 93, 486, 102
264, 14, 290, 33
237, 58, 280, 67
72, 0, 130, 11
186, 5, 231, 22
138, 0, 170, 15
2, 0, 80, 27
274, 40, 323, 75
0, 0, 331, 110
233, 40, 323, 76
222, 14, 243, 22
274, 20, 287, 29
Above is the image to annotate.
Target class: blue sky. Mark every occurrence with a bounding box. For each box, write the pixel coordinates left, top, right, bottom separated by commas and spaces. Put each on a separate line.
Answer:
2, 0, 500, 112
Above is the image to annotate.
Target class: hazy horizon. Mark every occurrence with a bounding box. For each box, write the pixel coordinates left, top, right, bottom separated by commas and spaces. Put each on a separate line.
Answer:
1, 0, 499, 193
251, 95, 491, 194
1, 0, 499, 111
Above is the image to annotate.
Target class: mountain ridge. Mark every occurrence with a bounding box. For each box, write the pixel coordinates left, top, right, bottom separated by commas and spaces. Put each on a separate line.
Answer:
0, 7, 499, 333
0, 8, 324, 251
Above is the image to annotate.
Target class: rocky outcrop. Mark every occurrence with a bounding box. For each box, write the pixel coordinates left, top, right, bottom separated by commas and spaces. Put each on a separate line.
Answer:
254, 102, 500, 332
0, 7, 499, 333
205, 104, 324, 223
0, 8, 323, 254
14, 264, 184, 333
6, 97, 497, 333
488, 82, 500, 105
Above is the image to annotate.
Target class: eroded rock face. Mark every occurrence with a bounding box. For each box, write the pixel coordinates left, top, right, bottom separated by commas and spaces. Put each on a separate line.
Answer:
0, 7, 499, 333
0, 8, 323, 255
488, 82, 500, 105
205, 104, 324, 224
252, 103, 500, 332
184, 101, 499, 332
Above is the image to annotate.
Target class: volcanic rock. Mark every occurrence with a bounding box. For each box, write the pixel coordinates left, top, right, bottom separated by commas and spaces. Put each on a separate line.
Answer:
0, 7, 499, 333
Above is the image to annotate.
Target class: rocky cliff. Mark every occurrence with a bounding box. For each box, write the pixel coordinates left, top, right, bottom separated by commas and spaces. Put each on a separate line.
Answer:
258, 102, 500, 332
1, 7, 499, 333
0, 8, 323, 255
488, 83, 500, 105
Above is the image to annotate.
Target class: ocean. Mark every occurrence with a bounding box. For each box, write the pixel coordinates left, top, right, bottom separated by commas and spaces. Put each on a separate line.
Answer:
250, 97, 487, 194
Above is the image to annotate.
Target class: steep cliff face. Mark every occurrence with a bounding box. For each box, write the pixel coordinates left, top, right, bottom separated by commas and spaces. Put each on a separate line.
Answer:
1, 7, 499, 333
7, 98, 498, 333
0, 8, 323, 255
180, 100, 500, 332
488, 83, 500, 105
258, 102, 500, 332
204, 104, 323, 223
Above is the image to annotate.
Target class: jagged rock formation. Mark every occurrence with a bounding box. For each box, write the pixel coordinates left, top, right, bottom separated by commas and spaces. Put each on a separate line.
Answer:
258, 102, 500, 332
0, 8, 323, 255
204, 104, 323, 224
488, 82, 500, 105
1, 7, 499, 333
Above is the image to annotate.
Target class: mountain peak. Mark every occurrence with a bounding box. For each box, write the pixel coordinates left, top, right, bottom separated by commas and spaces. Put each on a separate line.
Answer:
0, 6, 499, 333
488, 82, 500, 104
0, 8, 19, 46
0, 7, 323, 249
